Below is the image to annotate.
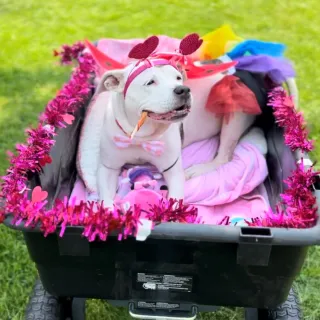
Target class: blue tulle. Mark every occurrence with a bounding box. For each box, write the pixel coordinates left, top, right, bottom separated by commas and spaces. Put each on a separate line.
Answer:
227, 39, 286, 59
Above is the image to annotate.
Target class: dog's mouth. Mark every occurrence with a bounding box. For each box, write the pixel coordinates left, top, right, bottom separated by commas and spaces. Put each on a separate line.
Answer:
145, 104, 191, 121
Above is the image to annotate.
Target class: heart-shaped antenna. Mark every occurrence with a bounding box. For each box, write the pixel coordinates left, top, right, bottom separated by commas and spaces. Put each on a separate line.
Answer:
180, 33, 203, 56
128, 36, 160, 60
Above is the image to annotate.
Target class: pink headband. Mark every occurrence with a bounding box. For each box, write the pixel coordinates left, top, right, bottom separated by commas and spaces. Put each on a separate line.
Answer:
122, 34, 201, 98
123, 58, 178, 97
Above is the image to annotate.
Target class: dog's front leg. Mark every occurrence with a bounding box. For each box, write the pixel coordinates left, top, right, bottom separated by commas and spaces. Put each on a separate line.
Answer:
185, 112, 255, 180
97, 164, 120, 208
162, 157, 185, 202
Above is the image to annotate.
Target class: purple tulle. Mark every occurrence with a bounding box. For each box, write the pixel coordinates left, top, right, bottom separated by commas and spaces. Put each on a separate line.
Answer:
235, 55, 296, 84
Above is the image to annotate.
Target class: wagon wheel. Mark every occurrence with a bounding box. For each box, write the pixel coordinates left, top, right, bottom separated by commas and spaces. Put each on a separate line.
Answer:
25, 279, 86, 320
244, 287, 302, 320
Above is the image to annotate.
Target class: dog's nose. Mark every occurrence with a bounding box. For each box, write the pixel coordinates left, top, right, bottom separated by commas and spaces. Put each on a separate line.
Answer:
174, 85, 190, 97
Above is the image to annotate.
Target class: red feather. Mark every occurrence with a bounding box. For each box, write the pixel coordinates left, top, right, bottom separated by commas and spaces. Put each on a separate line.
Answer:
128, 36, 159, 59
179, 33, 203, 55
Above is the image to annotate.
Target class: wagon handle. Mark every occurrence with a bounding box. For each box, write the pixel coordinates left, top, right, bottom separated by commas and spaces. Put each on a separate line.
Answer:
285, 77, 299, 110
128, 302, 198, 320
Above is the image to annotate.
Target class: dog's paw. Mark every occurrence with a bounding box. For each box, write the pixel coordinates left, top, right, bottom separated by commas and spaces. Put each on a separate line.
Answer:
86, 192, 100, 202
86, 193, 114, 211
173, 200, 183, 210
185, 159, 229, 180
167, 197, 184, 210
99, 199, 115, 210
185, 163, 209, 180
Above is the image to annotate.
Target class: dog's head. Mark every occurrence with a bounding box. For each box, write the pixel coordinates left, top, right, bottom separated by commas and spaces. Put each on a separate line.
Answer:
99, 62, 192, 123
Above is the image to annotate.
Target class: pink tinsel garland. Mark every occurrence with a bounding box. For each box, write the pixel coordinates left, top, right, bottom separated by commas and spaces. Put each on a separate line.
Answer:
0, 42, 318, 241
249, 88, 318, 228
267, 87, 314, 152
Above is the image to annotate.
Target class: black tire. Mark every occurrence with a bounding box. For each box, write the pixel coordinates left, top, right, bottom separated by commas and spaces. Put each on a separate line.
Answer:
25, 279, 86, 320
267, 287, 302, 320
244, 287, 302, 320
25, 279, 60, 320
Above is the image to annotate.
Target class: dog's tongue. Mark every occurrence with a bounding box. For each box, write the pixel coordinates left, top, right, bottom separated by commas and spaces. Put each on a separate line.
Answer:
149, 110, 177, 120
148, 107, 190, 120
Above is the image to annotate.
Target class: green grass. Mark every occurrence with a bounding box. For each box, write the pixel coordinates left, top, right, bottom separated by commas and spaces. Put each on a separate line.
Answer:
0, 0, 320, 319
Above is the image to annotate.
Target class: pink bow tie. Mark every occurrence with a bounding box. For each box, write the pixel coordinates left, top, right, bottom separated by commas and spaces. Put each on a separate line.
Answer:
113, 135, 165, 157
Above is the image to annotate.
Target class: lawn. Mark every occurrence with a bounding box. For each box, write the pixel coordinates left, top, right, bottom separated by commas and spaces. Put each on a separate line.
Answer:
0, 0, 320, 319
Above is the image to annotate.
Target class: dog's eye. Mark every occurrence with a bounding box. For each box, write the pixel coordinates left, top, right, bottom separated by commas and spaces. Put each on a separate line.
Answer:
177, 76, 182, 80
146, 80, 155, 86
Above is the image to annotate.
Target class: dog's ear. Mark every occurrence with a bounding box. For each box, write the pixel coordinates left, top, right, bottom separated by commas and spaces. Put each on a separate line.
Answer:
103, 70, 125, 92
96, 70, 125, 94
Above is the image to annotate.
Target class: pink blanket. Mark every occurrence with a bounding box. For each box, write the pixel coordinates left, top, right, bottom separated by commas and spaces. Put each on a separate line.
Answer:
181, 137, 269, 224
71, 135, 269, 225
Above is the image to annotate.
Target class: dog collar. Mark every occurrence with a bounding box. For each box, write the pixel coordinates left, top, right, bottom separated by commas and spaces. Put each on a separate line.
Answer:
115, 119, 130, 136
162, 156, 180, 173
123, 58, 179, 98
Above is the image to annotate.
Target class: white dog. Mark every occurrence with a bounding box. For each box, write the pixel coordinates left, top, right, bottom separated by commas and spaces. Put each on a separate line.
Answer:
86, 62, 192, 208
